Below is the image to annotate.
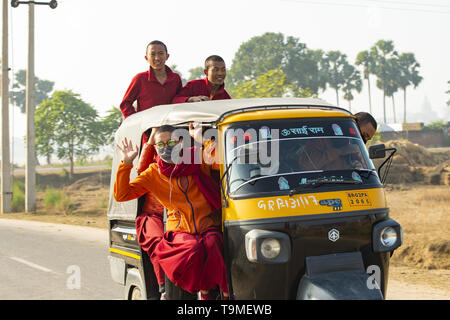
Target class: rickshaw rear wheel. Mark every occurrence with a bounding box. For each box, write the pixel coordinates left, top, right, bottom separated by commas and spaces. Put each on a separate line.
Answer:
130, 286, 142, 300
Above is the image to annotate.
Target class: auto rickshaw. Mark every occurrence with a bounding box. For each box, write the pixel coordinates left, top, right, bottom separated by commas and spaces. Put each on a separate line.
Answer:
107, 97, 402, 300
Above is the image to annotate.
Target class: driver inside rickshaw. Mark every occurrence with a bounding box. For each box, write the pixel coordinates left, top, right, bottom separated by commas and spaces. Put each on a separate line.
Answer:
114, 124, 228, 300
295, 138, 363, 172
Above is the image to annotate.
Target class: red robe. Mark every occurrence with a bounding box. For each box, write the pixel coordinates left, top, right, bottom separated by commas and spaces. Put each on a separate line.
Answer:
172, 78, 231, 103
120, 65, 182, 118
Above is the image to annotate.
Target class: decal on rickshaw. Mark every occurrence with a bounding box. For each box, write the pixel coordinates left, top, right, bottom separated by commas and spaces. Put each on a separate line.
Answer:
352, 171, 363, 183
280, 126, 325, 137
277, 177, 290, 190
328, 228, 340, 242
346, 191, 372, 207
319, 198, 343, 211
259, 126, 272, 139
257, 195, 319, 211
332, 123, 343, 135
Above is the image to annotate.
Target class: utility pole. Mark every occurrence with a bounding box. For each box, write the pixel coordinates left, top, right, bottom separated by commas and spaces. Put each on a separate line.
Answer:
11, 0, 57, 212
1, 0, 12, 213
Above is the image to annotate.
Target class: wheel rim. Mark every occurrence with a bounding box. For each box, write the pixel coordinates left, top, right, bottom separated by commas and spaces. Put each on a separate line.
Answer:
131, 286, 142, 300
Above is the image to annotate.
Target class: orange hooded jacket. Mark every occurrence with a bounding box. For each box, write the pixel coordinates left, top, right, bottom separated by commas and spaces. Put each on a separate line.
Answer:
114, 145, 220, 234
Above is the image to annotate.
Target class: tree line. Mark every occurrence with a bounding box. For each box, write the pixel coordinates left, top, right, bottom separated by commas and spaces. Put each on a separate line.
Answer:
9, 73, 121, 179
9, 32, 446, 176
222, 33, 423, 124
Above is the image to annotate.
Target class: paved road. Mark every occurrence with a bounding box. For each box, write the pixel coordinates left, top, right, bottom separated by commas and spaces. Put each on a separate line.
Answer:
0, 219, 123, 300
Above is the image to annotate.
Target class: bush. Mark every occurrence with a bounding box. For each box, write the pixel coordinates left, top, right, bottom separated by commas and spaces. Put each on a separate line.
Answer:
11, 180, 25, 212
44, 188, 63, 208
44, 187, 74, 215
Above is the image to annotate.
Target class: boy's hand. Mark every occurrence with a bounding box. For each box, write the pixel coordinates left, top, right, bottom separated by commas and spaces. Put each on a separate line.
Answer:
187, 96, 209, 102
116, 137, 138, 165
189, 122, 203, 144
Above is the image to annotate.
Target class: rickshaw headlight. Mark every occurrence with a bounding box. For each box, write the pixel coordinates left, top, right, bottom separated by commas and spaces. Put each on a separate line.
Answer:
380, 227, 397, 247
245, 229, 291, 263
261, 238, 281, 259
372, 218, 403, 253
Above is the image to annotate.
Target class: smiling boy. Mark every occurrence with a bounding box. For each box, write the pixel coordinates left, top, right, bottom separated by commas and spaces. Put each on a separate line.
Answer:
120, 40, 182, 118
172, 55, 231, 103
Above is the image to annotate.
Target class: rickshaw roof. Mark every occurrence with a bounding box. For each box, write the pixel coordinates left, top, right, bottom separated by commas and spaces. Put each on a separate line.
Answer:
116, 97, 350, 138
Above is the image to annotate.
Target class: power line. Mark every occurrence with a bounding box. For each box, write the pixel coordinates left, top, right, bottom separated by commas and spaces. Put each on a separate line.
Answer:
281, 0, 450, 14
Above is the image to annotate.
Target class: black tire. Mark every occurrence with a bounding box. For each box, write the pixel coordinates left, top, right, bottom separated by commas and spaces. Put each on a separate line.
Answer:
130, 286, 142, 300
164, 276, 197, 300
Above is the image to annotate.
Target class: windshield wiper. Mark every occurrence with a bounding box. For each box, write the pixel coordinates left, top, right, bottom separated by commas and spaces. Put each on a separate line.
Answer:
288, 178, 362, 197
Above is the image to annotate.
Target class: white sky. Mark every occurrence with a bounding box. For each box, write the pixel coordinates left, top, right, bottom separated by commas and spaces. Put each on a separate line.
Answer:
5, 0, 450, 142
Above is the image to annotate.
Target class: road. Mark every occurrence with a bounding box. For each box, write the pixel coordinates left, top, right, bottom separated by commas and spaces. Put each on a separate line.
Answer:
0, 219, 123, 300
0, 218, 447, 300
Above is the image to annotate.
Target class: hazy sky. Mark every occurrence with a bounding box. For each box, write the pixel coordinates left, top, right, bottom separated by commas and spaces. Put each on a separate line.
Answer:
6, 0, 450, 141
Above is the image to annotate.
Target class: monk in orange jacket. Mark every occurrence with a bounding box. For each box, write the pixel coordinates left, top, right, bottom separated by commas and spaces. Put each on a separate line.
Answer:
114, 125, 228, 300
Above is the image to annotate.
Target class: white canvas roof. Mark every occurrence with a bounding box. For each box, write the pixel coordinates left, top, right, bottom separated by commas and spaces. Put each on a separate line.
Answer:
116, 97, 342, 138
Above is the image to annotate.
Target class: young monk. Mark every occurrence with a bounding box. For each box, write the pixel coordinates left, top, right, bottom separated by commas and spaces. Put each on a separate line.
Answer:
114, 125, 228, 300
119, 40, 182, 296
120, 40, 182, 118
172, 55, 230, 103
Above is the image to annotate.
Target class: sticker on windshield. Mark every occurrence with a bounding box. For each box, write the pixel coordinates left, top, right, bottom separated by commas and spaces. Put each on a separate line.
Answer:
281, 126, 325, 137
332, 124, 343, 136
259, 126, 271, 139
349, 127, 357, 135
352, 171, 363, 183
346, 192, 371, 207
278, 177, 290, 190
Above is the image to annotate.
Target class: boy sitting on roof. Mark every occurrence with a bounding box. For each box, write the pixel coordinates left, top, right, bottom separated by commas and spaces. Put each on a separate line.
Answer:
172, 55, 231, 103
114, 125, 228, 300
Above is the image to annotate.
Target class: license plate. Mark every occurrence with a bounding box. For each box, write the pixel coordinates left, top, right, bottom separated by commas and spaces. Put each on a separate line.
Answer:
346, 191, 372, 207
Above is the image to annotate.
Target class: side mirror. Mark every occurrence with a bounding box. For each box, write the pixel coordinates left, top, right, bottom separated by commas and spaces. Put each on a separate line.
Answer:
369, 144, 397, 184
369, 144, 386, 159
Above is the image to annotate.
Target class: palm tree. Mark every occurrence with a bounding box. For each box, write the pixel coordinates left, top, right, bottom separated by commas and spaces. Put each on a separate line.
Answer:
323, 50, 348, 107
355, 50, 376, 114
384, 57, 403, 123
341, 64, 362, 113
397, 53, 423, 123
370, 40, 398, 123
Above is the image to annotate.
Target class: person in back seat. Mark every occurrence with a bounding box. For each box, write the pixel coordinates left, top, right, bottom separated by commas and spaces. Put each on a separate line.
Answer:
114, 125, 228, 300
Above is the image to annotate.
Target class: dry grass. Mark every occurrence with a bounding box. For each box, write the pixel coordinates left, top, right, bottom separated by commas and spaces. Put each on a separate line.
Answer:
387, 185, 450, 270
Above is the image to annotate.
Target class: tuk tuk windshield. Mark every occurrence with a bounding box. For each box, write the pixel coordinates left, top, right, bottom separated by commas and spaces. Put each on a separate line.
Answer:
224, 118, 377, 197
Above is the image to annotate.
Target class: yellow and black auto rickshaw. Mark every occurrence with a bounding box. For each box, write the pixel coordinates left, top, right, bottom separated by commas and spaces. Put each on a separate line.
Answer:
107, 97, 402, 300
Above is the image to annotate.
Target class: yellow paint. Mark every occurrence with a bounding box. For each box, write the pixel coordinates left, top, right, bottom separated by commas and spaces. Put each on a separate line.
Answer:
222, 188, 387, 222
218, 109, 354, 126
109, 248, 141, 260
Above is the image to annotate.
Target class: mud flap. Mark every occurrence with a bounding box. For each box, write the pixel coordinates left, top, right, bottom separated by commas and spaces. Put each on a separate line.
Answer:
296, 252, 383, 300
